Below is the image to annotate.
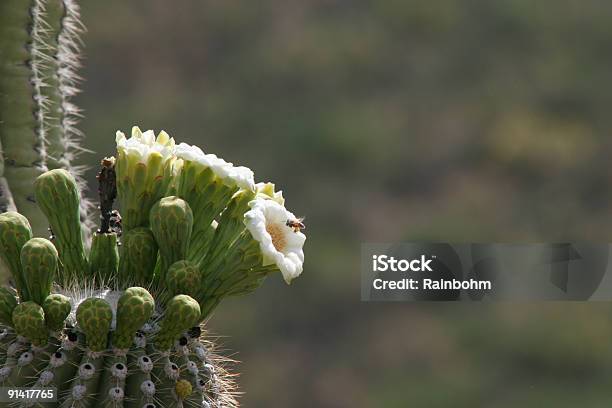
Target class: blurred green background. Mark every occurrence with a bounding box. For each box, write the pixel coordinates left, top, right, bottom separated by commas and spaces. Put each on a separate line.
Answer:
76, 1, 612, 406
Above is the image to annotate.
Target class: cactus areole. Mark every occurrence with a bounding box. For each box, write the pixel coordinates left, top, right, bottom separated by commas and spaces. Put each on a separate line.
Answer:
0, 2, 306, 406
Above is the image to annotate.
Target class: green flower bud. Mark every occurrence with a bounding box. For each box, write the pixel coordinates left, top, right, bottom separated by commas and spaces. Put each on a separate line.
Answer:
89, 232, 119, 285
115, 127, 176, 232
155, 294, 200, 351
0, 287, 18, 326
42, 294, 71, 332
150, 196, 193, 287
167, 260, 200, 298
175, 379, 193, 399
76, 297, 113, 352
117, 227, 158, 287
0, 211, 32, 300
20, 238, 57, 305
12, 301, 48, 346
112, 287, 154, 350
34, 169, 88, 284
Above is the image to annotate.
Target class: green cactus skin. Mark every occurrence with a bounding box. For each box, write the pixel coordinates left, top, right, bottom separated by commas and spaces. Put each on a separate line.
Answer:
34, 169, 88, 284
90, 231, 120, 286
112, 287, 155, 350
123, 347, 154, 407
0, 288, 17, 326
5, 339, 60, 388
150, 354, 185, 406
155, 295, 201, 351
98, 353, 128, 407
198, 231, 270, 319
149, 196, 193, 288
117, 227, 158, 287
199, 189, 255, 272
34, 332, 84, 395
0, 315, 237, 407
42, 293, 72, 332
0, 0, 91, 237
0, 211, 32, 300
176, 160, 239, 267
12, 301, 48, 347
20, 237, 58, 305
0, 0, 48, 236
76, 297, 113, 352
61, 352, 105, 408
167, 260, 200, 299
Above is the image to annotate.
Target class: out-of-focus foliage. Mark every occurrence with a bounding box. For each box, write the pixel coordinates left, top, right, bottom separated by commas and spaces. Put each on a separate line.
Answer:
77, 1, 612, 406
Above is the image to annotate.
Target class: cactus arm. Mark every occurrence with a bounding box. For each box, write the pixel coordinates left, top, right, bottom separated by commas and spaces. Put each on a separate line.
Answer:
0, 177, 16, 214
35, 169, 88, 284
0, 0, 92, 238
0, 0, 49, 236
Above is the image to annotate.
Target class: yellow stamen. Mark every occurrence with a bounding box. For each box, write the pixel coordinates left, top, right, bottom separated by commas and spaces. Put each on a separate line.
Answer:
266, 223, 287, 252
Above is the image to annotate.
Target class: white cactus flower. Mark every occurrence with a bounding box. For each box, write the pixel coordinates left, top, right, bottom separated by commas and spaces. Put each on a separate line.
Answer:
255, 182, 285, 205
115, 126, 178, 230
175, 142, 254, 191
115, 126, 176, 165
244, 198, 305, 284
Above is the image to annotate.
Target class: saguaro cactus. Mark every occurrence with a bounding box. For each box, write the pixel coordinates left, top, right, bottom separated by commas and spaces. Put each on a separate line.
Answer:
0, 2, 307, 407
0, 128, 307, 407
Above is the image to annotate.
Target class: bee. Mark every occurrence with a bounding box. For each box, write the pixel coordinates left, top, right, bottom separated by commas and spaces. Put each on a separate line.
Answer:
286, 217, 306, 233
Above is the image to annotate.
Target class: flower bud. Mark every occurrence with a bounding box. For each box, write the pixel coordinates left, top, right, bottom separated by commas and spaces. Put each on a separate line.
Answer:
42, 294, 71, 332
76, 297, 113, 352
112, 287, 154, 350
0, 211, 32, 300
115, 126, 176, 232
34, 169, 88, 284
149, 196, 193, 287
21, 238, 58, 305
12, 301, 48, 346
